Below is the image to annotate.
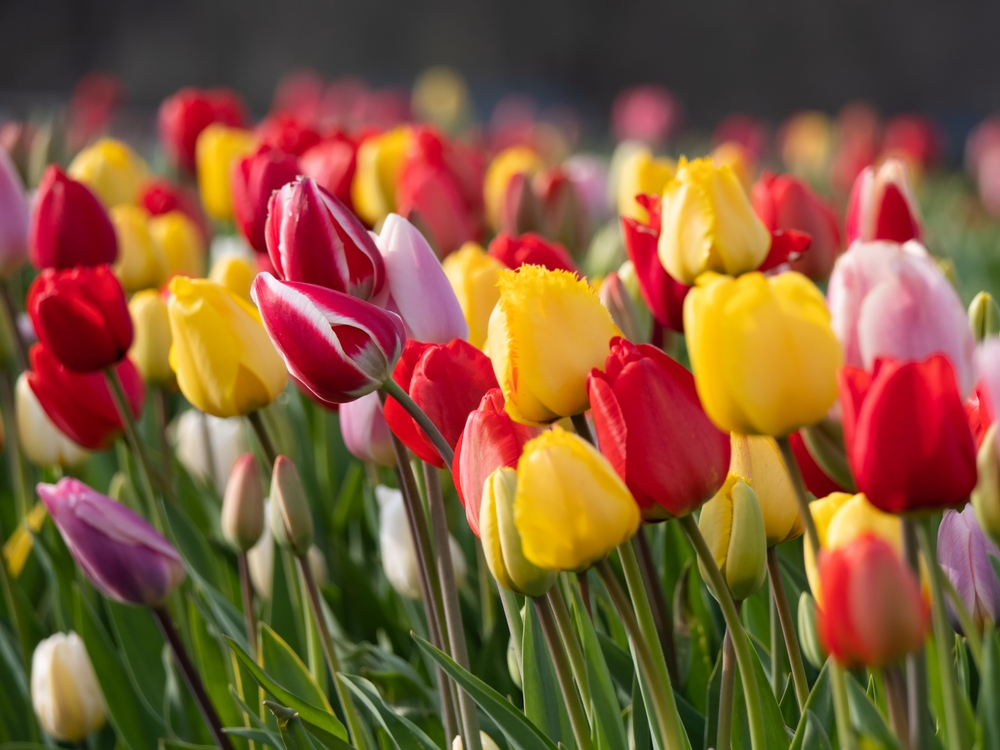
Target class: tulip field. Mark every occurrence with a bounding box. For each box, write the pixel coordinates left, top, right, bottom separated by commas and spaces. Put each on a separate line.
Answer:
3, 73, 1000, 750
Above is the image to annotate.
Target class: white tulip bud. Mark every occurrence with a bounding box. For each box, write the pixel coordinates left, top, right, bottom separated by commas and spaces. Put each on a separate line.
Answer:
246, 501, 328, 600
16, 373, 89, 468
31, 632, 106, 742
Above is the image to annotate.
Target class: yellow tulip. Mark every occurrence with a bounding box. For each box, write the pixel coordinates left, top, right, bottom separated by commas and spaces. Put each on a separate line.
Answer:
3, 502, 49, 578
196, 124, 256, 221
698, 474, 768, 601
208, 253, 257, 303
148, 211, 205, 278
110, 206, 168, 293
128, 290, 173, 385
442, 242, 504, 349
514, 427, 640, 571
484, 146, 543, 230
616, 147, 675, 222
485, 266, 621, 425
167, 277, 287, 417
68, 137, 148, 208
710, 141, 755, 192
684, 271, 842, 437
730, 434, 802, 546
351, 127, 413, 226
657, 156, 770, 285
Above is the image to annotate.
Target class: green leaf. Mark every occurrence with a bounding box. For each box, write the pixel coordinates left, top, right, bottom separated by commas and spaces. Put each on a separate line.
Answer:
522, 600, 572, 747
266, 702, 328, 750
413, 633, 559, 750
0, 622, 30, 742
188, 599, 247, 749
105, 599, 167, 717
164, 496, 223, 589
224, 726, 283, 748
978, 628, 1000, 748
845, 674, 899, 749
789, 709, 832, 750
341, 675, 438, 750
157, 740, 216, 749
259, 623, 334, 714
730, 632, 790, 750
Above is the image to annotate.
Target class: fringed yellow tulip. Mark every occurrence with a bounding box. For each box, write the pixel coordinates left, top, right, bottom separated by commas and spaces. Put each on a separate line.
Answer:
657, 156, 770, 284
485, 266, 620, 425
684, 271, 842, 437
698, 474, 768, 601
352, 127, 413, 226
442, 242, 504, 349
68, 137, 148, 208
148, 210, 205, 278
616, 147, 675, 222
730, 434, 802, 546
110, 206, 168, 293
484, 146, 543, 230
167, 277, 287, 417
208, 253, 256, 303
128, 290, 173, 385
196, 124, 256, 221
514, 428, 639, 571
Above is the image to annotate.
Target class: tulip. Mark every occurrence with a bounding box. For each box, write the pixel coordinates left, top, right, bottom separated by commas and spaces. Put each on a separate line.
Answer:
452, 732, 503, 750
616, 146, 675, 222
481, 468, 557, 596
730, 435, 803, 546
453, 388, 541, 537
514, 427, 640, 571
300, 133, 358, 211
487, 232, 579, 274
620, 195, 689, 332
139, 178, 209, 241
30, 165, 117, 270
827, 239, 976, 398
442, 242, 505, 349
208, 253, 256, 303
534, 167, 589, 257
256, 113, 321, 156
269, 456, 313, 557
31, 632, 106, 742
486, 266, 620, 425
973, 422, 1000, 545
383, 339, 499, 467
27, 345, 144, 451
352, 127, 413, 226
148, 210, 205, 278
495, 170, 542, 237
127, 290, 172, 386
373, 214, 468, 343
844, 158, 922, 246
231, 145, 300, 254
615, 261, 654, 342
698, 475, 768, 601
588, 338, 730, 520
168, 276, 287, 418
340, 391, 395, 467
751, 171, 842, 280
598, 273, 644, 343
110, 206, 169, 293
196, 124, 257, 221
788, 430, 846, 499
840, 355, 977, 514
563, 153, 612, 226
817, 534, 928, 668
67, 138, 149, 208
969, 291, 1000, 342
658, 156, 771, 285
27, 265, 133, 373
937, 505, 1000, 634
376, 485, 466, 600
0, 146, 29, 275
245, 501, 330, 600
16, 372, 89, 467
159, 87, 248, 174
39, 477, 185, 607
265, 177, 386, 300
252, 273, 404, 405
172, 410, 250, 495
684, 271, 842, 436
484, 146, 543, 231
797, 592, 827, 669
220, 453, 264, 552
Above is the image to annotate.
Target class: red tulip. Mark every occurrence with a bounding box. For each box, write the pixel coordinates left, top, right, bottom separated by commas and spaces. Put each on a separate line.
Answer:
621, 195, 689, 332
27, 344, 144, 450
966, 382, 993, 450
265, 177, 386, 300
158, 87, 247, 174
840, 354, 977, 514
487, 232, 578, 274
300, 133, 358, 211
138, 178, 209, 241
231, 145, 300, 255
383, 338, 499, 468
256, 113, 322, 156
30, 166, 117, 270
534, 167, 589, 257
453, 388, 541, 536
844, 158, 922, 246
818, 533, 928, 667
588, 337, 730, 520
28, 266, 132, 373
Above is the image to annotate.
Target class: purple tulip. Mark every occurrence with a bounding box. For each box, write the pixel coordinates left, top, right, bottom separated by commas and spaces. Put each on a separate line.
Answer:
39, 478, 185, 607
339, 391, 395, 466
0, 147, 30, 276
938, 504, 1000, 634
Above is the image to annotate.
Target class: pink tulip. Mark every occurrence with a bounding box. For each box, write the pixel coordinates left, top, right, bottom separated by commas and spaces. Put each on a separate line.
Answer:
39, 478, 185, 607
252, 272, 405, 405
844, 158, 922, 245
0, 147, 29, 276
938, 505, 1000, 633
339, 391, 395, 466
828, 240, 975, 397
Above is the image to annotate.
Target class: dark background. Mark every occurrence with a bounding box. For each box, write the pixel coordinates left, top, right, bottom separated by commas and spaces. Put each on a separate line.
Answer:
3, 0, 1000, 129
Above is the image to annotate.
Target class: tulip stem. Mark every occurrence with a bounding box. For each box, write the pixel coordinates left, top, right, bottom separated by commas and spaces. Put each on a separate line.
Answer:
477, 542, 496, 636
0, 278, 29, 372
155, 387, 172, 487
829, 660, 856, 750
775, 436, 820, 561
717, 603, 740, 750
940, 570, 982, 667
534, 595, 595, 750
634, 530, 679, 685
916, 518, 967, 750
678, 514, 766, 750
883, 665, 911, 750
548, 583, 593, 719
381, 378, 454, 466
499, 585, 523, 678
153, 606, 235, 750
902, 520, 931, 750
766, 547, 809, 708
247, 411, 278, 470
238, 552, 257, 661
0, 369, 29, 522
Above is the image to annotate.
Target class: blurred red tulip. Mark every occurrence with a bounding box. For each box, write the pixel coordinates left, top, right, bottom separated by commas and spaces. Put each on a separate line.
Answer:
300, 133, 358, 211
256, 113, 323, 156
231, 145, 300, 255
138, 178, 209, 241
487, 232, 578, 274
158, 87, 247, 174
30, 166, 117, 270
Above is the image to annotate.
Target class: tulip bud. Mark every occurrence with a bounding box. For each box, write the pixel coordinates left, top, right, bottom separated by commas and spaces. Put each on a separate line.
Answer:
352, 128, 413, 226
127, 290, 173, 386
730, 435, 802, 546
0, 146, 30, 276
246, 505, 330, 600
208, 253, 256, 303
442, 242, 505, 349
481, 468, 557, 597
969, 292, 1000, 342
497, 170, 542, 237
339, 391, 395, 467
232, 145, 300, 254
535, 167, 589, 258
844, 158, 922, 246
796, 592, 826, 669
452, 732, 503, 750
31, 632, 106, 742
484, 146, 543, 232
148, 210, 205, 278
616, 147, 675, 222
110, 206, 169, 293
938, 505, 1000, 634
615, 261, 653, 342
300, 134, 358, 210
599, 272, 644, 344
972, 424, 1000, 545
172, 410, 250, 495
222, 453, 265, 552
270, 456, 314, 557
68, 138, 149, 208
196, 124, 257, 221
16, 373, 89, 468
697, 475, 767, 601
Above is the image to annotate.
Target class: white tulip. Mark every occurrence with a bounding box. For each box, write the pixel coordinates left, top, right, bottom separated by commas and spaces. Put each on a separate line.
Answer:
452, 732, 503, 750
31, 632, 106, 742
172, 409, 250, 494
16, 373, 89, 468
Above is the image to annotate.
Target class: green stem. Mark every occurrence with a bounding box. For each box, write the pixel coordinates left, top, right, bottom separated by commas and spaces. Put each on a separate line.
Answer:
477, 541, 496, 636
829, 660, 856, 750
498, 585, 523, 679
381, 378, 454, 466
247, 410, 278, 470
916, 518, 966, 750
0, 515, 39, 742
767, 547, 809, 708
678, 515, 766, 750
883, 665, 911, 750
940, 570, 982, 668
775, 436, 820, 560
902, 519, 930, 750
717, 606, 739, 750
0, 369, 29, 522
0, 278, 28, 372
634, 530, 679, 685
238, 553, 257, 662
769, 589, 782, 699
547, 584, 593, 719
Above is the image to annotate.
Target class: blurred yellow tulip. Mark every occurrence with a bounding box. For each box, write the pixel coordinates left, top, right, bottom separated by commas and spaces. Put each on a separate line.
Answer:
110, 206, 168, 293
196, 124, 256, 221
484, 146, 543, 230
710, 141, 755, 192
128, 290, 173, 385
730, 434, 802, 546
616, 147, 675, 222
442, 242, 504, 349
68, 138, 148, 207
208, 253, 257, 303
148, 210, 205, 278
351, 127, 413, 226
698, 474, 768, 601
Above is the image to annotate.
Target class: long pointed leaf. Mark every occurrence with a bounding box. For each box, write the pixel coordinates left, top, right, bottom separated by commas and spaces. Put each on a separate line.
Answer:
341, 675, 440, 750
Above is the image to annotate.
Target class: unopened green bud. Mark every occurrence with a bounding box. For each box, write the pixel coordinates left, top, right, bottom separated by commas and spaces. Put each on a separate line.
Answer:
599, 271, 644, 344
797, 591, 826, 669
969, 291, 1000, 342
222, 453, 264, 552
698, 474, 767, 602
972, 424, 1000, 545
270, 456, 314, 556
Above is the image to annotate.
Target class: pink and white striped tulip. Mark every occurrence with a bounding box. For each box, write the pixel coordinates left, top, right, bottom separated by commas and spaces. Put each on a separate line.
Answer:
252, 272, 405, 405
265, 177, 385, 301
340, 390, 396, 466
828, 239, 976, 397
844, 158, 922, 245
